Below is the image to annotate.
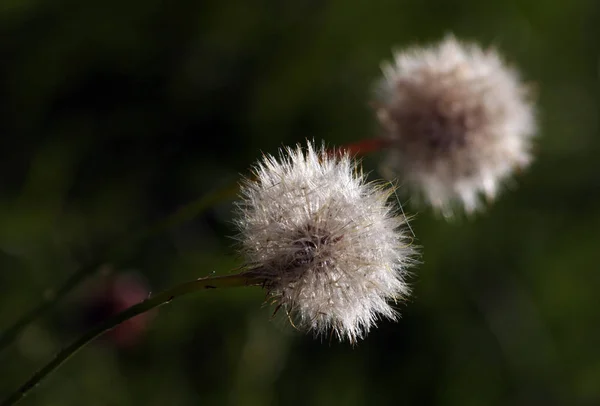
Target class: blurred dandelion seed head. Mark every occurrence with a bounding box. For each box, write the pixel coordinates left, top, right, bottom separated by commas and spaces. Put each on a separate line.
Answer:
235, 142, 416, 343
375, 35, 536, 216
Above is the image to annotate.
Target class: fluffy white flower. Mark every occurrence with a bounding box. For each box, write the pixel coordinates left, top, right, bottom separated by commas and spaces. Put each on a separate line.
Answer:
375, 35, 536, 216
235, 142, 415, 343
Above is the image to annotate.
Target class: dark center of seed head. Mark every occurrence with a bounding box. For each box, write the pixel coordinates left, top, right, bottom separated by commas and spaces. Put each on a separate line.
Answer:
288, 226, 343, 271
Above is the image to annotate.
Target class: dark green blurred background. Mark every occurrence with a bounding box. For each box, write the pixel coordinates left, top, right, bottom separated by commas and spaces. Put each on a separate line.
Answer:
1, 0, 599, 405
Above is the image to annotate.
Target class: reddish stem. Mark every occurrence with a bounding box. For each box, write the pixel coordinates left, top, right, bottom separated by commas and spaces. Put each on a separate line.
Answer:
333, 138, 391, 157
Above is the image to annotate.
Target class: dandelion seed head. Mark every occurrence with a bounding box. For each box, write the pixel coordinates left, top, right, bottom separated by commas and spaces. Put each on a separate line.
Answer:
235, 142, 415, 342
375, 35, 536, 216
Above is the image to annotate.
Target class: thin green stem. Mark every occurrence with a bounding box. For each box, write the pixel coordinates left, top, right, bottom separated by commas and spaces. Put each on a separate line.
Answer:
0, 181, 240, 353
1, 272, 261, 406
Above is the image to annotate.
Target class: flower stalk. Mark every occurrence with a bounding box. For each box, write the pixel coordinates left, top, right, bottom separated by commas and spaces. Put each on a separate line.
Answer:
1, 272, 261, 406
335, 138, 392, 157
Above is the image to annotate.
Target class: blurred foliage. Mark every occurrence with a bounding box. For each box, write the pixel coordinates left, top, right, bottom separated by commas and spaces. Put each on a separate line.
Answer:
1, 0, 599, 405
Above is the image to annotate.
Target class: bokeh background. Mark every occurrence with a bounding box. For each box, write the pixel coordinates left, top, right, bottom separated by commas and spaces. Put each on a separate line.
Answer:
1, 0, 599, 405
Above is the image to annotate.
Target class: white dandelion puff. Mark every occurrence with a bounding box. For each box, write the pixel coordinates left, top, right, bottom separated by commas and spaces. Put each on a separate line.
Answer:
375, 35, 537, 216
235, 142, 416, 343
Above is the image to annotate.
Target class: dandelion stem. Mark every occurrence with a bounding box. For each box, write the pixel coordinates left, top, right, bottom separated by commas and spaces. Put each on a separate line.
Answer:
339, 138, 391, 156
0, 182, 240, 354
324, 138, 390, 161
1, 272, 261, 406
